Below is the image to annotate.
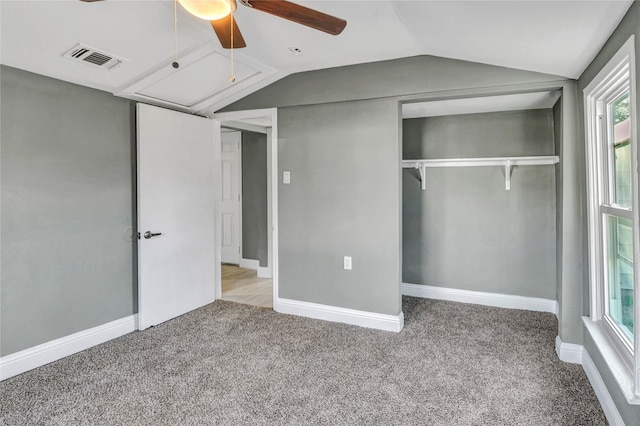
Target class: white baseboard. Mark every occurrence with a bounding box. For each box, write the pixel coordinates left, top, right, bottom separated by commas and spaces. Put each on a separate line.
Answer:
239, 258, 260, 270
553, 337, 625, 424
257, 267, 271, 279
276, 298, 404, 332
582, 350, 625, 426
239, 259, 271, 278
555, 335, 584, 364
0, 314, 137, 381
402, 283, 558, 314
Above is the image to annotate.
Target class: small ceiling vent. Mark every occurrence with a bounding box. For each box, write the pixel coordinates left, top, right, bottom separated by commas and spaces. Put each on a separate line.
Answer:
63, 44, 124, 70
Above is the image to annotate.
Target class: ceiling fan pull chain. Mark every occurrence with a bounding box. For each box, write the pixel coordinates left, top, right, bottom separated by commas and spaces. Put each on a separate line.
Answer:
230, 12, 236, 82
172, 0, 180, 69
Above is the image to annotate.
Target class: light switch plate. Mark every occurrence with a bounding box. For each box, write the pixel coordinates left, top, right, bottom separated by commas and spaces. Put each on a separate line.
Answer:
344, 256, 352, 270
283, 171, 291, 184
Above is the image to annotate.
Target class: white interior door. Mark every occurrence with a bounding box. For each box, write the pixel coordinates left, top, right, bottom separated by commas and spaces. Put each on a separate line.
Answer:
137, 103, 217, 330
221, 131, 241, 264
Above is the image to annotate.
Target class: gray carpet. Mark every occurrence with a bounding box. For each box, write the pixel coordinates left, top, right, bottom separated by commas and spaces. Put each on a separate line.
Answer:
1, 297, 606, 425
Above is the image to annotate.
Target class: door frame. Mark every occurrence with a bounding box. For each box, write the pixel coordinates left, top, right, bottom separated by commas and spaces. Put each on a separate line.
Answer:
212, 108, 279, 310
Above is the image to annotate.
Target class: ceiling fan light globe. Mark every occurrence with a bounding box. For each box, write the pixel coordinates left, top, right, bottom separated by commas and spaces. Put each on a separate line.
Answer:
178, 0, 236, 20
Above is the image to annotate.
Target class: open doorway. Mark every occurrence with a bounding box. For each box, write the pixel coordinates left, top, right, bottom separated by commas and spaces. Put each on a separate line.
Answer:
213, 109, 278, 310
221, 263, 272, 308
220, 127, 271, 308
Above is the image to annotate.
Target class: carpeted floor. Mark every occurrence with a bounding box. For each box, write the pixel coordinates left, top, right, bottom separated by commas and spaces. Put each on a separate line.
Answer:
0, 297, 606, 425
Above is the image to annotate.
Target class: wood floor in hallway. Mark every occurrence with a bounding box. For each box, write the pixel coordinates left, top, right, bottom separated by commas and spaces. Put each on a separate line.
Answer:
221, 264, 273, 308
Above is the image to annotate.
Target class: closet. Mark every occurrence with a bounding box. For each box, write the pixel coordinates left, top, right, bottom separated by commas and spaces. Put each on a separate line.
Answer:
402, 91, 561, 300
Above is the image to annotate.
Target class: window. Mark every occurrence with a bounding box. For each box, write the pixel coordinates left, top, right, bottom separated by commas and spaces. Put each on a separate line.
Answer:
606, 90, 634, 344
585, 36, 640, 401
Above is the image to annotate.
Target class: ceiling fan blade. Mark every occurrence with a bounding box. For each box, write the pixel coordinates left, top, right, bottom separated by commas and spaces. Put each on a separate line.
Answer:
79, 0, 105, 2
211, 15, 247, 49
245, 0, 346, 35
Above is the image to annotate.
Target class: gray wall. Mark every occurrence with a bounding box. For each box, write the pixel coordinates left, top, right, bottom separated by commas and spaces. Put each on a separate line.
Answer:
553, 99, 563, 312
1, 65, 136, 356
241, 131, 268, 267
222, 55, 563, 111
403, 110, 557, 299
554, 81, 585, 348
576, 2, 640, 423
278, 99, 402, 315
223, 55, 570, 319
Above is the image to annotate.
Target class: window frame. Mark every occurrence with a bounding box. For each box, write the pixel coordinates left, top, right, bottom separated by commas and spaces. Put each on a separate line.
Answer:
584, 35, 640, 401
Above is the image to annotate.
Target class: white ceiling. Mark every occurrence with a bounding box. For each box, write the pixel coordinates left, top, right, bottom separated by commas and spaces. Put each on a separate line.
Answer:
0, 0, 632, 115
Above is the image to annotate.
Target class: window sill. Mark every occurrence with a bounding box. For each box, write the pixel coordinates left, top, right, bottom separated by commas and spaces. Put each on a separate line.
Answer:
583, 316, 640, 405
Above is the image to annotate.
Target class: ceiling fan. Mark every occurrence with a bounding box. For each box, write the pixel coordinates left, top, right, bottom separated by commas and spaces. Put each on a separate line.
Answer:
80, 0, 347, 49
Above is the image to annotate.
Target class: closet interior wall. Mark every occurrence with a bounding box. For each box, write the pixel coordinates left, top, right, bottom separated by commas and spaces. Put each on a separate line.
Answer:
402, 108, 558, 299
241, 131, 268, 268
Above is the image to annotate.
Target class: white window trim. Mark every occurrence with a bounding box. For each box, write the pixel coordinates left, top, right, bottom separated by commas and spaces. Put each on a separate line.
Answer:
584, 35, 640, 404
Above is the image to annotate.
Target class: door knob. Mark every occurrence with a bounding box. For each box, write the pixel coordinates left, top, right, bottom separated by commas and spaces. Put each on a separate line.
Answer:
144, 231, 162, 239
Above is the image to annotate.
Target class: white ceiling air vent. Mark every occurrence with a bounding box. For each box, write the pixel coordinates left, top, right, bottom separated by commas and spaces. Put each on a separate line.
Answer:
63, 44, 124, 70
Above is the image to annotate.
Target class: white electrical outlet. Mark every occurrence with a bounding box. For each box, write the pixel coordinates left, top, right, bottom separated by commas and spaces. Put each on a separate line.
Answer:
283, 171, 291, 184
343, 256, 352, 270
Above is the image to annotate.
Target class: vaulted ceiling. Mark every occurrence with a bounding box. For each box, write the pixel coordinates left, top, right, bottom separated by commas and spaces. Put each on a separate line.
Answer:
0, 1, 632, 115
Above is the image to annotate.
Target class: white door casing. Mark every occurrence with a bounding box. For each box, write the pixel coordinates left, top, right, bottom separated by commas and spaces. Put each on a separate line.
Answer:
137, 103, 218, 330
212, 108, 278, 309
221, 131, 242, 264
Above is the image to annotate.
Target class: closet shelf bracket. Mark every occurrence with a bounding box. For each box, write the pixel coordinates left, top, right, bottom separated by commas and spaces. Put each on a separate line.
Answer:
402, 156, 559, 191
416, 163, 427, 191
505, 160, 512, 191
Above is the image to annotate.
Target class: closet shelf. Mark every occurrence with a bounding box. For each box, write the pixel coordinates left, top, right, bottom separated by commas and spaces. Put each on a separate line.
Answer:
402, 156, 559, 191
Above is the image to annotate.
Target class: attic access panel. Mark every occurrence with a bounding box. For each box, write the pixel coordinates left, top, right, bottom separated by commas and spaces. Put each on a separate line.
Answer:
137, 51, 259, 107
